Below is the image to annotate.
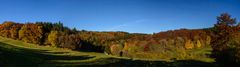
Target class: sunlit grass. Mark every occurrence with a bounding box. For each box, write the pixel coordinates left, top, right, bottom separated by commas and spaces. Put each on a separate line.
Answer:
0, 36, 218, 67
0, 37, 116, 66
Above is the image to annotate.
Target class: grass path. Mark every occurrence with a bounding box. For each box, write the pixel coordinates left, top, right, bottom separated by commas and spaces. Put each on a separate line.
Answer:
0, 37, 218, 67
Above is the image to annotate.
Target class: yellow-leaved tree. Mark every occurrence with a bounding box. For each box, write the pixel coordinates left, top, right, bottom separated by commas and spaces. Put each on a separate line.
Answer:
48, 31, 59, 47
185, 40, 194, 49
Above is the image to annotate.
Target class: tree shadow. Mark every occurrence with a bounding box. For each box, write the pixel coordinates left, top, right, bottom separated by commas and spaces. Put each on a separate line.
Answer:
46, 57, 219, 67
0, 42, 95, 67
41, 52, 70, 54
76, 41, 105, 53
90, 58, 219, 67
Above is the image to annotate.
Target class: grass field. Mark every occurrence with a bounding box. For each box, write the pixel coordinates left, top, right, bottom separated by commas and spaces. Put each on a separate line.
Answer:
0, 37, 219, 67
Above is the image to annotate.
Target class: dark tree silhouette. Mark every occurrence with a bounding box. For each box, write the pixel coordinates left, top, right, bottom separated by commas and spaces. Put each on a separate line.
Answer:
211, 13, 240, 66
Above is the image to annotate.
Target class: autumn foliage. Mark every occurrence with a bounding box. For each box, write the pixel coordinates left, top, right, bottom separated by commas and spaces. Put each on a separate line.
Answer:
0, 21, 211, 60
0, 13, 239, 63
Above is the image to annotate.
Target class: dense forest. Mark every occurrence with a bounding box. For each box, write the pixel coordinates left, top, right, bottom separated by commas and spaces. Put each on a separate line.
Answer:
0, 13, 239, 66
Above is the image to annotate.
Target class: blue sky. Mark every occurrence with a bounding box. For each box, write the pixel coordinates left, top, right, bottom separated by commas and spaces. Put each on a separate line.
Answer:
0, 0, 239, 34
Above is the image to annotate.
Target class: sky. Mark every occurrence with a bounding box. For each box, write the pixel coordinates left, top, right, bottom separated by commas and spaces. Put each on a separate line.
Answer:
0, 0, 239, 34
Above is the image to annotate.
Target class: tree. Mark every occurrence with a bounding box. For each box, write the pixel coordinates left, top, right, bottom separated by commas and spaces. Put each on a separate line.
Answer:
71, 27, 78, 34
211, 13, 240, 66
0, 21, 15, 38
52, 22, 64, 31
19, 23, 44, 44
185, 40, 194, 49
10, 23, 23, 39
48, 31, 60, 47
58, 34, 81, 50
195, 40, 202, 48
110, 44, 123, 56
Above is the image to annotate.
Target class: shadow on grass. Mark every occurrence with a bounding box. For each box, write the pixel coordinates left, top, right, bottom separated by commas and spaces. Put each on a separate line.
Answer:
0, 42, 95, 67
100, 58, 219, 67
0, 42, 219, 67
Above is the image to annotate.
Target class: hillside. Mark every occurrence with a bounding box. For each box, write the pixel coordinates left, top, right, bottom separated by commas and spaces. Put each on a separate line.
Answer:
0, 36, 218, 67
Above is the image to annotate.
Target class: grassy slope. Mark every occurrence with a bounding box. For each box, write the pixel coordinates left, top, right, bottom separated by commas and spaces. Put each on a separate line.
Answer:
0, 37, 218, 67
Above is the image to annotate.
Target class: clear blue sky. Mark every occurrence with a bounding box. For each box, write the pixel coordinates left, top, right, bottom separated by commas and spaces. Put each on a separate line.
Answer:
0, 0, 239, 34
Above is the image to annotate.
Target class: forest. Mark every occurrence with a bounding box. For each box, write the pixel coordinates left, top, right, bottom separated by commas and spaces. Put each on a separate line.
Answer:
0, 13, 240, 66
